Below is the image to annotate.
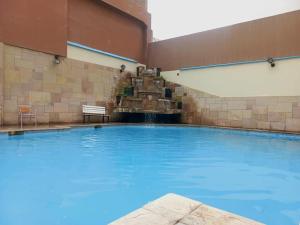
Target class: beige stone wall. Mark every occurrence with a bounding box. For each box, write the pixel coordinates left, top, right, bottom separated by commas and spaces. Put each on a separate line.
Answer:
2, 44, 120, 125
182, 88, 300, 132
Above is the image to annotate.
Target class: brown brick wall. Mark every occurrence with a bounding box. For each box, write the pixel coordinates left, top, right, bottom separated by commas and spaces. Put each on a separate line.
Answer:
0, 43, 4, 125
182, 88, 300, 132
69, 0, 147, 63
0, 0, 68, 56
0, 0, 150, 61
103, 0, 150, 25
148, 10, 300, 71
131, 0, 148, 9
0, 4, 3, 42
1, 44, 121, 125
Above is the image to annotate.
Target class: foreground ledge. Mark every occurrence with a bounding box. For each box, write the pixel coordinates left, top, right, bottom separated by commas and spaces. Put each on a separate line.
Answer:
109, 193, 265, 225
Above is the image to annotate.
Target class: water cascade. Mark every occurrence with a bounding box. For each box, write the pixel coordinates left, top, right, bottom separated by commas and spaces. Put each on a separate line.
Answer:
113, 67, 182, 123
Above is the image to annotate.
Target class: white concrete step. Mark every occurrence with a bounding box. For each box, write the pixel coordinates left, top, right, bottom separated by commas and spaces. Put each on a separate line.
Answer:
109, 193, 265, 225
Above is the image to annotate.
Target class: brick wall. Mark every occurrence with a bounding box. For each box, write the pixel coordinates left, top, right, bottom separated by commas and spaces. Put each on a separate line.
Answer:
182, 87, 300, 132
69, 0, 147, 63
130, 0, 147, 9
0, 43, 4, 124
1, 0, 68, 56
2, 44, 121, 125
148, 10, 300, 71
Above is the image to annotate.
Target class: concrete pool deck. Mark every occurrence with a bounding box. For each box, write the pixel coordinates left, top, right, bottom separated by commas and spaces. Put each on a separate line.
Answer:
0, 123, 113, 134
109, 193, 265, 225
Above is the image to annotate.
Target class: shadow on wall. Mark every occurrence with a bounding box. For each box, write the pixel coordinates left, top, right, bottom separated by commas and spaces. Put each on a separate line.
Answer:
182, 95, 201, 124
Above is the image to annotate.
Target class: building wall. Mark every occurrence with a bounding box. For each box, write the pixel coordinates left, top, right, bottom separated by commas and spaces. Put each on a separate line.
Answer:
68, 0, 147, 63
148, 10, 300, 132
67, 44, 144, 72
0, 4, 3, 42
0, 0, 150, 63
0, 43, 4, 125
132, 0, 148, 9
148, 10, 300, 71
103, 0, 150, 25
182, 88, 300, 132
0, 0, 68, 56
162, 58, 300, 97
1, 44, 121, 125
103, 0, 153, 46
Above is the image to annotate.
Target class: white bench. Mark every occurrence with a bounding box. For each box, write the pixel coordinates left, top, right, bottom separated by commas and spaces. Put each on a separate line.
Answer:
82, 105, 110, 123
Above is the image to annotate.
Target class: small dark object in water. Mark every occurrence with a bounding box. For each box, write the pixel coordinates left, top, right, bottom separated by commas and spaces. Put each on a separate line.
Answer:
94, 125, 102, 129
8, 130, 25, 136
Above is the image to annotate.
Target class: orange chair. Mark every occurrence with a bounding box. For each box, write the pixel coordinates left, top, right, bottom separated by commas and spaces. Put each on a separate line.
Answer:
18, 105, 37, 129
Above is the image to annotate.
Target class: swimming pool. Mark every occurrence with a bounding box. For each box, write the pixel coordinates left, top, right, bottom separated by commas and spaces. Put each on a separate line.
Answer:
0, 125, 300, 225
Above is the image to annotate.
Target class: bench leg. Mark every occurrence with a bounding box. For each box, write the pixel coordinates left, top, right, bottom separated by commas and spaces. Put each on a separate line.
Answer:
20, 114, 23, 129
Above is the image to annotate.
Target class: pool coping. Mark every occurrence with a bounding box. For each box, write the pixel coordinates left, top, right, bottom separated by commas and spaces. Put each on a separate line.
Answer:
0, 123, 300, 136
109, 193, 265, 225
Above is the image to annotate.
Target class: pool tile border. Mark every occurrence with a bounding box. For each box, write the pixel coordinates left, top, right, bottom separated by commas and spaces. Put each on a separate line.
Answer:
0, 123, 300, 136
109, 193, 265, 225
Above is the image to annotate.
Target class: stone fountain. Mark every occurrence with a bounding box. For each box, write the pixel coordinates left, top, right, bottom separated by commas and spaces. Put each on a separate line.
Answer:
113, 67, 182, 123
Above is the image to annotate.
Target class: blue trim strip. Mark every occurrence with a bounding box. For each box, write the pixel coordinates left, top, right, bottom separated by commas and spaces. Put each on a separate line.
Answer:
180, 56, 300, 71
67, 41, 138, 63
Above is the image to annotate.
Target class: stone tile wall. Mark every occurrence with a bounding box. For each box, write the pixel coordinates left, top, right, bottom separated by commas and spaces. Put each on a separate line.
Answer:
1, 44, 121, 125
2, 43, 300, 132
182, 88, 300, 132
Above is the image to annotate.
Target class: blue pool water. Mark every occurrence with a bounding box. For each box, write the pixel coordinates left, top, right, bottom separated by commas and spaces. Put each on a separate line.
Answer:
0, 125, 300, 225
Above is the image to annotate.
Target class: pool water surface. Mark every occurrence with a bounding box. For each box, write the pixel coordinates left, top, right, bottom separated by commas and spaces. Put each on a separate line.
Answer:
0, 125, 300, 225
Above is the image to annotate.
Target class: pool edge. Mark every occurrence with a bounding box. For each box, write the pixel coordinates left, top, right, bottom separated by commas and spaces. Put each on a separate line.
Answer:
109, 193, 265, 225
0, 123, 300, 136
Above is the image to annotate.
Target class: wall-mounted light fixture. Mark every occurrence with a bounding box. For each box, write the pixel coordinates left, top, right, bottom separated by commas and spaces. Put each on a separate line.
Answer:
54, 55, 61, 64
120, 64, 126, 73
267, 57, 275, 67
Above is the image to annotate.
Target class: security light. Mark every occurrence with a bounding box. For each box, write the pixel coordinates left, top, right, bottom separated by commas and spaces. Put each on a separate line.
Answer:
267, 57, 275, 67
54, 55, 61, 64
120, 64, 126, 73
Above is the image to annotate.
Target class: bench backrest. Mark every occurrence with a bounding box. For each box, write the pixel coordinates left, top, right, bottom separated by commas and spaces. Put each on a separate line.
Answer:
82, 105, 106, 115
19, 105, 33, 114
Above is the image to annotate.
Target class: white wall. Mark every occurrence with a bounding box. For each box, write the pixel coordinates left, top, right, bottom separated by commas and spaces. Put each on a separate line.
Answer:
67, 45, 144, 72
162, 58, 300, 97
